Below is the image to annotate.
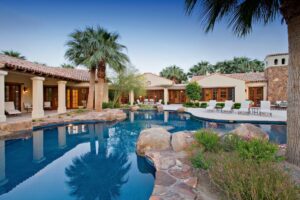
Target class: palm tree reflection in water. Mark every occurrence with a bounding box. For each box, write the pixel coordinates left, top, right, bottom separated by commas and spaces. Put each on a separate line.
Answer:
65, 124, 131, 200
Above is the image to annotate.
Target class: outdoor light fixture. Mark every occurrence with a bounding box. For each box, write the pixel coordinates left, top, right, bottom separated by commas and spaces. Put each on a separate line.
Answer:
23, 87, 28, 93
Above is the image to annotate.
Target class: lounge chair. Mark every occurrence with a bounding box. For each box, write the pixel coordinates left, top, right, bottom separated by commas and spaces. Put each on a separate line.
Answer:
222, 100, 234, 112
149, 99, 155, 105
205, 100, 217, 112
156, 99, 162, 105
81, 100, 87, 108
24, 102, 32, 112
44, 101, 51, 110
5, 101, 22, 115
137, 99, 142, 105
144, 99, 149, 105
238, 101, 250, 114
260, 101, 272, 116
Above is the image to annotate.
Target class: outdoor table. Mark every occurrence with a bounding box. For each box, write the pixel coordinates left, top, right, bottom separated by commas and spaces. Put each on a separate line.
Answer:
250, 107, 260, 115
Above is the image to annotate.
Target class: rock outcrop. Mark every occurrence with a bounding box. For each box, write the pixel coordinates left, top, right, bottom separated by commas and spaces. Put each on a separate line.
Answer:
157, 105, 164, 112
130, 105, 139, 112
177, 107, 186, 113
136, 128, 171, 156
171, 131, 194, 152
231, 123, 269, 141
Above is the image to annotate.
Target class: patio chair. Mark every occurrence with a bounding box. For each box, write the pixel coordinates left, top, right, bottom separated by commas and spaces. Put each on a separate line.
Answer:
144, 99, 149, 105
221, 100, 234, 112
44, 101, 51, 110
156, 99, 162, 105
205, 100, 217, 112
23, 102, 32, 112
149, 99, 155, 105
137, 99, 142, 105
5, 101, 22, 115
260, 101, 272, 116
81, 100, 87, 108
279, 101, 288, 109
237, 101, 250, 114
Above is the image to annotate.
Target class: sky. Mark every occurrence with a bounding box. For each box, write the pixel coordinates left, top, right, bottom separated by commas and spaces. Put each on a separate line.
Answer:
0, 0, 288, 74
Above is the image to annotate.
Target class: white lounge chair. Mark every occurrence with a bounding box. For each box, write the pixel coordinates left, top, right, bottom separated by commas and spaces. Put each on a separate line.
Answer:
44, 101, 51, 110
137, 99, 142, 105
206, 100, 217, 112
149, 99, 155, 105
5, 101, 22, 115
144, 99, 149, 105
24, 102, 32, 112
260, 101, 272, 116
156, 99, 162, 105
222, 100, 234, 112
238, 101, 250, 114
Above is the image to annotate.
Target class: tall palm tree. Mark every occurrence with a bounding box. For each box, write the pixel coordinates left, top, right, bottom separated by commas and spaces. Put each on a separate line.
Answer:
187, 61, 214, 77
185, 0, 300, 166
82, 27, 129, 112
2, 50, 26, 60
65, 29, 97, 110
160, 65, 187, 83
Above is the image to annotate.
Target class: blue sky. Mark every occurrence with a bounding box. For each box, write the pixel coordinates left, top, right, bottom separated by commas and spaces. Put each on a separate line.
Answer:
0, 0, 288, 74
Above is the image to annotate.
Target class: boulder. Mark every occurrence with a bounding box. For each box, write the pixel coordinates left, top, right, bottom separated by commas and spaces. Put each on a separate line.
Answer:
130, 105, 139, 112
157, 105, 164, 112
177, 107, 186, 113
136, 128, 171, 155
171, 131, 195, 152
231, 123, 269, 141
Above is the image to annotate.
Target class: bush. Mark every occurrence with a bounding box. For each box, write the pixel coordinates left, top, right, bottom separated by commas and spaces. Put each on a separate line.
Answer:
208, 153, 300, 200
222, 134, 241, 152
200, 102, 208, 108
191, 151, 210, 170
186, 82, 201, 101
194, 102, 200, 107
102, 102, 120, 109
216, 102, 225, 108
183, 102, 194, 107
233, 103, 241, 109
237, 139, 278, 163
195, 130, 221, 152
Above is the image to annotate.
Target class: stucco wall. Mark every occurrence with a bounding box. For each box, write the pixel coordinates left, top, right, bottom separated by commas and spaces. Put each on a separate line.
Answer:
196, 74, 247, 102
265, 54, 289, 68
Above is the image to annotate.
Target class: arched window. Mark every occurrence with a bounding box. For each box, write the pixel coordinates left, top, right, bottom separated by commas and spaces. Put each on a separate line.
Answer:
282, 58, 286, 65
274, 59, 278, 65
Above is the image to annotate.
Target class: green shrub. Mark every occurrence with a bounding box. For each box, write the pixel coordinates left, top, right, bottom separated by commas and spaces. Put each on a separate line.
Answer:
237, 139, 278, 163
200, 102, 208, 108
186, 82, 201, 101
209, 153, 300, 200
194, 102, 200, 107
191, 151, 210, 170
195, 130, 221, 152
222, 134, 241, 152
102, 102, 120, 109
216, 102, 225, 108
183, 102, 194, 107
233, 103, 241, 109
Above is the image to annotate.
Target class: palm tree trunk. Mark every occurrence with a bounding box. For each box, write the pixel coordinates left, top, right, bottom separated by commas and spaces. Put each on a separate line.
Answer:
286, 13, 300, 166
87, 68, 96, 110
95, 61, 106, 112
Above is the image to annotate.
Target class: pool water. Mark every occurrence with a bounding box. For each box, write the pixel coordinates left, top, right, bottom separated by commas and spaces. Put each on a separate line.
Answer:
0, 111, 287, 200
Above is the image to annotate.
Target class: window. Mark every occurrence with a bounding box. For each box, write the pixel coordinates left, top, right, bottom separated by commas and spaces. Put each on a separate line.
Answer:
274, 59, 278, 65
282, 58, 286, 65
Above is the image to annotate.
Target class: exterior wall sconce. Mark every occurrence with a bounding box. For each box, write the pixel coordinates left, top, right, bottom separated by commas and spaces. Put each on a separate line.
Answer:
23, 87, 28, 93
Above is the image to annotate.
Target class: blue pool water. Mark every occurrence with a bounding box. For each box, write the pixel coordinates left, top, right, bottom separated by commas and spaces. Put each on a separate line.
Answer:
0, 111, 286, 200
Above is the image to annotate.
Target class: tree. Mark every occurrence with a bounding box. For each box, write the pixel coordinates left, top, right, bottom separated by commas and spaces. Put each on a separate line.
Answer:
2, 50, 26, 60
186, 82, 202, 101
110, 67, 146, 107
65, 29, 96, 110
185, 0, 300, 166
61, 63, 75, 69
80, 27, 129, 112
160, 65, 187, 83
187, 61, 214, 77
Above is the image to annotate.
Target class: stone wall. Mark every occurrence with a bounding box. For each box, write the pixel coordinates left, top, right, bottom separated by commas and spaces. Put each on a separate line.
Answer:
265, 66, 288, 103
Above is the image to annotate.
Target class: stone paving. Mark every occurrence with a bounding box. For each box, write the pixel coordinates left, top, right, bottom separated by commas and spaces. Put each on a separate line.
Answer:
163, 104, 287, 122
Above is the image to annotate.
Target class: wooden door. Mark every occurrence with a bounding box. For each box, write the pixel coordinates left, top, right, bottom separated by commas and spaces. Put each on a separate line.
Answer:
203, 89, 212, 101
5, 84, 21, 110
44, 86, 58, 109
249, 87, 263, 106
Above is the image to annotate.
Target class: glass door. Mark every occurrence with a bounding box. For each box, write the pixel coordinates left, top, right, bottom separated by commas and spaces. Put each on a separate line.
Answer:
5, 84, 21, 110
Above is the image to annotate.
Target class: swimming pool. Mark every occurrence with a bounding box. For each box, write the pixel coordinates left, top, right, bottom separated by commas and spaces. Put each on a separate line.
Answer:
0, 111, 287, 200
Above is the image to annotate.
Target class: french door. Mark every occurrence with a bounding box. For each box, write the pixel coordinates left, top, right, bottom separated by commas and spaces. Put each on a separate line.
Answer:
5, 83, 21, 110
249, 87, 263, 106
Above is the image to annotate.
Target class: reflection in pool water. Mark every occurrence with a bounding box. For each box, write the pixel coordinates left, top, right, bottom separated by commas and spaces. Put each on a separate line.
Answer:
0, 111, 286, 200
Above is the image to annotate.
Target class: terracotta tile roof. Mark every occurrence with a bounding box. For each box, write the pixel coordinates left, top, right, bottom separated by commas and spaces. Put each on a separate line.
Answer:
191, 72, 266, 83
0, 54, 90, 82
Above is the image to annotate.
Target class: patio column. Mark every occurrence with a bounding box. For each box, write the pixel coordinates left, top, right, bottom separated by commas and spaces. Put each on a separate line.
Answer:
0, 71, 8, 122
163, 88, 168, 105
33, 130, 45, 163
129, 90, 134, 106
58, 126, 67, 149
0, 140, 7, 186
31, 77, 45, 119
57, 81, 67, 114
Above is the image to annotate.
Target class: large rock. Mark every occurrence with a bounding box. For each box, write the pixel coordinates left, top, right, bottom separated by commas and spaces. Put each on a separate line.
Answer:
231, 123, 269, 141
130, 105, 139, 112
157, 105, 164, 112
171, 131, 195, 152
136, 128, 171, 156
177, 107, 186, 113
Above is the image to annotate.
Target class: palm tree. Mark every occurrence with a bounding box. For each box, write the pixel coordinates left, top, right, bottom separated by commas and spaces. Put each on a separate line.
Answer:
61, 63, 75, 69
81, 27, 129, 112
160, 65, 187, 83
2, 50, 26, 60
185, 0, 300, 166
187, 61, 214, 77
65, 29, 97, 110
